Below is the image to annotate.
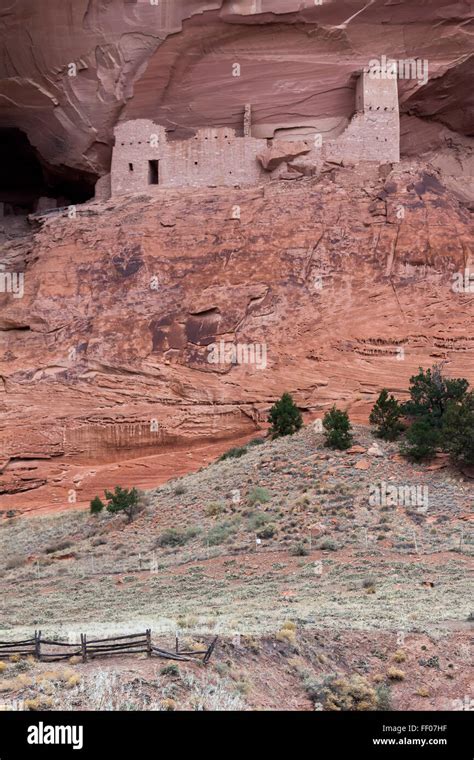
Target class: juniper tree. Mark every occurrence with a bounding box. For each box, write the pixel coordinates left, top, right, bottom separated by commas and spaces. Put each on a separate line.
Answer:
104, 486, 140, 523
268, 392, 303, 438
90, 496, 104, 515
402, 364, 469, 428
323, 406, 353, 450
399, 418, 440, 462
369, 389, 404, 440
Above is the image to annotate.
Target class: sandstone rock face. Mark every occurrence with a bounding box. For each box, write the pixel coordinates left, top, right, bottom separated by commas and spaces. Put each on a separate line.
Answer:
0, 163, 472, 511
0, 1, 472, 186
257, 140, 310, 171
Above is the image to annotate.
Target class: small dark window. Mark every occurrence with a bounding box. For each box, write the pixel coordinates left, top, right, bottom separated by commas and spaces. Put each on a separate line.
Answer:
128, 163, 134, 172
148, 159, 159, 185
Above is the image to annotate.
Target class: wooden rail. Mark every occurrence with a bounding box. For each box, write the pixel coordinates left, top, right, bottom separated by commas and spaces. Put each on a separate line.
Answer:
0, 630, 217, 665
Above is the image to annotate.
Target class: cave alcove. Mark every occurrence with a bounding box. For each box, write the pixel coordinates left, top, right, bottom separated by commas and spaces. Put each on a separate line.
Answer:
0, 128, 96, 215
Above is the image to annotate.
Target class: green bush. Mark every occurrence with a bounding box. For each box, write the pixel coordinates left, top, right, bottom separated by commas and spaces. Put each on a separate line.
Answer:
322, 406, 353, 450
206, 520, 239, 546
248, 487, 271, 506
442, 392, 474, 467
218, 446, 248, 461
400, 418, 440, 462
268, 392, 303, 439
402, 364, 469, 427
90, 496, 104, 515
369, 389, 404, 440
218, 438, 264, 462
160, 664, 180, 677
104, 486, 140, 523
246, 511, 271, 531
248, 438, 265, 447
290, 542, 309, 557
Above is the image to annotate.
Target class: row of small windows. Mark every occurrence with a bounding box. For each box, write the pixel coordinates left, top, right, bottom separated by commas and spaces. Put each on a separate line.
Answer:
121, 135, 233, 147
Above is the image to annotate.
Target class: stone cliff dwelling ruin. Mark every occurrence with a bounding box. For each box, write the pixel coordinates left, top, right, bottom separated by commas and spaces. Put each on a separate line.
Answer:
106, 70, 399, 199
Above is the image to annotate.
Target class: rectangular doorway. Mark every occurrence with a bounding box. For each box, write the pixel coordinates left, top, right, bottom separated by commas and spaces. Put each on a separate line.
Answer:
148, 159, 159, 185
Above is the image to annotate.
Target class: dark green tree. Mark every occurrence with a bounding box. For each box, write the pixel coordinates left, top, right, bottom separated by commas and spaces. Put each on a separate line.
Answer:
402, 365, 469, 428
104, 486, 140, 523
90, 495, 104, 515
268, 392, 303, 439
323, 406, 353, 450
369, 389, 404, 440
442, 392, 474, 468
400, 418, 440, 462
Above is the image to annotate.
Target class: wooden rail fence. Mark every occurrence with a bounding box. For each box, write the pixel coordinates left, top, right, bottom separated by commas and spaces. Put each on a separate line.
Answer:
0, 630, 217, 665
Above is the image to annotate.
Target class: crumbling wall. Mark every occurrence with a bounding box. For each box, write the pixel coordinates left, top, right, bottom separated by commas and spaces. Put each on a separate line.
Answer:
109, 73, 400, 197
323, 71, 399, 163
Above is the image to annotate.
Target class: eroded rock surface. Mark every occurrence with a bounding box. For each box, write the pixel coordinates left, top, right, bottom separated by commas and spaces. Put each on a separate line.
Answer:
0, 163, 472, 510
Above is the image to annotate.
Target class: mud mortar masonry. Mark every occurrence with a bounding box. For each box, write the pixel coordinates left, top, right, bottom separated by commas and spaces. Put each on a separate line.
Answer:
109, 71, 399, 196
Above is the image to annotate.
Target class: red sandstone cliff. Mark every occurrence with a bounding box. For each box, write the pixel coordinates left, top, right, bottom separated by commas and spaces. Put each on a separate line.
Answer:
0, 162, 473, 511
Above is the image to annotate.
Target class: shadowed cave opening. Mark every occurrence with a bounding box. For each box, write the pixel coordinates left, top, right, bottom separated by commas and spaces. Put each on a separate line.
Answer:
0, 128, 96, 215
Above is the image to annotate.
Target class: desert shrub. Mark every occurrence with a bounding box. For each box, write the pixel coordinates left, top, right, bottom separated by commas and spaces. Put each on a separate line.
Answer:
246, 511, 271, 531
323, 406, 353, 450
157, 526, 200, 548
218, 439, 264, 462
392, 650, 406, 663
90, 496, 104, 515
256, 524, 277, 540
309, 674, 378, 711
268, 392, 303, 439
218, 446, 248, 461
248, 487, 271, 506
206, 520, 239, 546
369, 389, 404, 440
205, 502, 224, 518
276, 626, 297, 645
289, 542, 309, 556
400, 418, 440, 462
416, 687, 430, 698
160, 664, 180, 677
362, 577, 377, 589
174, 484, 186, 496
387, 667, 405, 681
45, 539, 73, 555
376, 683, 392, 711
318, 539, 338, 552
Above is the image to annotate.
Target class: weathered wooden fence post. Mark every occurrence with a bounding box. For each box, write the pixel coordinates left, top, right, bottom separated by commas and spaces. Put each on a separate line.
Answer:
146, 629, 152, 657
34, 630, 41, 661
81, 633, 87, 663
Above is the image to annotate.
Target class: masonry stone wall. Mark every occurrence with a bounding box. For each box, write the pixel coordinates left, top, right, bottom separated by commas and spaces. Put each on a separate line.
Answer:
108, 71, 399, 198
316, 71, 399, 164
111, 122, 268, 196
